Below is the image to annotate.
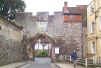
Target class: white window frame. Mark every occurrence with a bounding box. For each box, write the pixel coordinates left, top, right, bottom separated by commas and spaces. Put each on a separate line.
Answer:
91, 21, 94, 33
91, 41, 96, 54
99, 16, 101, 31
90, 5, 94, 14
70, 15, 74, 19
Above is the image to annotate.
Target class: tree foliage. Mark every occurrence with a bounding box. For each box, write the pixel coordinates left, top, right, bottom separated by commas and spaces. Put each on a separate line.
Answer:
0, 0, 26, 22
37, 50, 48, 57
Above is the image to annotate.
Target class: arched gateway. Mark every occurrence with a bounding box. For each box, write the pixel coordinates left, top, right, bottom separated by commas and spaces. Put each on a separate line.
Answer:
22, 33, 57, 62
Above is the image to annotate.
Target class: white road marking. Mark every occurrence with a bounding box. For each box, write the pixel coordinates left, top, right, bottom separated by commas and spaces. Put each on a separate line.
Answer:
19, 64, 30, 68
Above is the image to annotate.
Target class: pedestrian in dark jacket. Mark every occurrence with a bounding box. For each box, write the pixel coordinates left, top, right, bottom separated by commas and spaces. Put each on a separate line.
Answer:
71, 50, 78, 67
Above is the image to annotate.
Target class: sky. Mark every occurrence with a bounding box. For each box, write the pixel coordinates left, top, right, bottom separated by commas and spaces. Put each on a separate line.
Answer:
23, 0, 93, 15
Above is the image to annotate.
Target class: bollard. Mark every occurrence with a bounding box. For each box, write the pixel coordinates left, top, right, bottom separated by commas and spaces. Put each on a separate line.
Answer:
93, 57, 95, 65
85, 58, 87, 67
65, 55, 67, 61
70, 56, 71, 61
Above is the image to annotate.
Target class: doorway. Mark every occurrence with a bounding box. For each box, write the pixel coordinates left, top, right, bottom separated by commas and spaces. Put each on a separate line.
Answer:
26, 34, 57, 62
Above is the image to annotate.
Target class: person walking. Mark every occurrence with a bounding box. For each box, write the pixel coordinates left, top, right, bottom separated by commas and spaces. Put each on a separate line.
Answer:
71, 50, 78, 67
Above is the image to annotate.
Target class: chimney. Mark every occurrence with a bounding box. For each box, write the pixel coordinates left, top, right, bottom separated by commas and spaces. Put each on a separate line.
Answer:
64, 1, 67, 7
63, 1, 68, 12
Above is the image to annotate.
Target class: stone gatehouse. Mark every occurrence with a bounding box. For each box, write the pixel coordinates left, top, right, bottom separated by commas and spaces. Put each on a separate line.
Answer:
15, 2, 87, 62
0, 1, 87, 65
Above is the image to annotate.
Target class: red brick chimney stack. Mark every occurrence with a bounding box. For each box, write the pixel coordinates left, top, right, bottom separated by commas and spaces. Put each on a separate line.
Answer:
63, 1, 68, 12
64, 1, 67, 7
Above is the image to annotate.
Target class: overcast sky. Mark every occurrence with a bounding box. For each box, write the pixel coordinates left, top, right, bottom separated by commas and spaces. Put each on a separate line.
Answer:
23, 0, 93, 15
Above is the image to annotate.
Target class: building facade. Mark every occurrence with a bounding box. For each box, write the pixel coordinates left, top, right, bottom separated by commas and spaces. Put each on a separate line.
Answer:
15, 2, 87, 61
0, 1, 88, 65
87, 0, 101, 61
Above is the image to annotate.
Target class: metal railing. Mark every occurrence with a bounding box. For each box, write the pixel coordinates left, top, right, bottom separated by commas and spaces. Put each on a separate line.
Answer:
98, 54, 101, 65
93, 56, 97, 65
85, 58, 94, 67
64, 55, 101, 67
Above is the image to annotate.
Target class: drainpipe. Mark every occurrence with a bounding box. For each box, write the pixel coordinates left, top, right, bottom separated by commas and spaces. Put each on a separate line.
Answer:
98, 0, 99, 9
94, 0, 99, 62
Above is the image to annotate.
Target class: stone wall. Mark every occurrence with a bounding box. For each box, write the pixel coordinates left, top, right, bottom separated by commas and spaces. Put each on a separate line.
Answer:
15, 12, 37, 37
0, 15, 23, 65
82, 27, 87, 58
15, 12, 87, 61
48, 12, 83, 57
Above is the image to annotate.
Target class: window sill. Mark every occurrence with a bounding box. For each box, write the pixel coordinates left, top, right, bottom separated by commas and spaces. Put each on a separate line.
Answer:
99, 30, 101, 32
88, 53, 96, 55
90, 13, 94, 16
91, 53, 96, 54
91, 33, 94, 34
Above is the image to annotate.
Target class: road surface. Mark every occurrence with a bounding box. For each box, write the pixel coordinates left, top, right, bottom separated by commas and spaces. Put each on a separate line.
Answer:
20, 58, 53, 68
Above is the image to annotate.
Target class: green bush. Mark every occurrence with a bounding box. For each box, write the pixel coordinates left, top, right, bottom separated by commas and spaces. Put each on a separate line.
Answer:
37, 50, 48, 57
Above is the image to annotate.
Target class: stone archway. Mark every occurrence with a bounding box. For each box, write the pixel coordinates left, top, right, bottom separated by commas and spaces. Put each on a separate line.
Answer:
22, 33, 57, 62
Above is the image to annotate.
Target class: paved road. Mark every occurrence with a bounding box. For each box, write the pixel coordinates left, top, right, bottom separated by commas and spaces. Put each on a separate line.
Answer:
20, 58, 53, 68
